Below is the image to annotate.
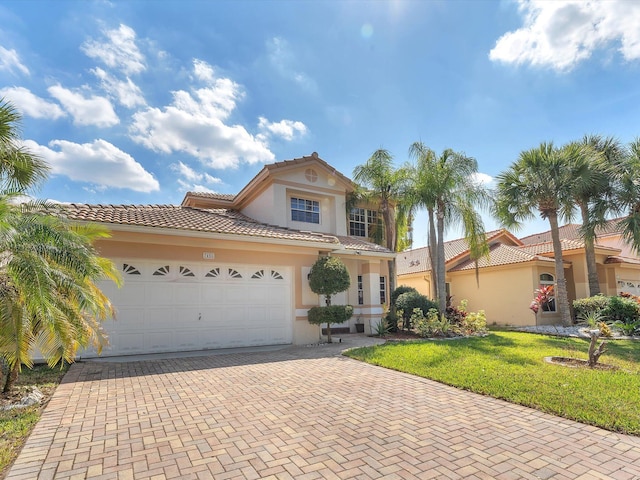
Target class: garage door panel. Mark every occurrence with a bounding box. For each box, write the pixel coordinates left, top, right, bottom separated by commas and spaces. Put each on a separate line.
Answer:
87, 261, 293, 357
145, 331, 173, 351
174, 284, 201, 305
145, 307, 173, 329
145, 284, 175, 304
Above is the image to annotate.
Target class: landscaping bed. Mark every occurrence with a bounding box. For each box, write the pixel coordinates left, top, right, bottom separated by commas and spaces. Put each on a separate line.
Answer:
0, 365, 68, 479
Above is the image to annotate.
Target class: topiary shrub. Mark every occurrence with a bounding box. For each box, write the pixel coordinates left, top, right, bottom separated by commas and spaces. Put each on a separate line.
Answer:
573, 295, 609, 322
307, 305, 354, 326
308, 256, 351, 343
603, 295, 640, 325
396, 291, 438, 330
390, 285, 418, 308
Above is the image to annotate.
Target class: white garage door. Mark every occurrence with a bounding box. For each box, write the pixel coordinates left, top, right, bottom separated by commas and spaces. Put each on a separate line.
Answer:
86, 260, 293, 357
618, 279, 640, 296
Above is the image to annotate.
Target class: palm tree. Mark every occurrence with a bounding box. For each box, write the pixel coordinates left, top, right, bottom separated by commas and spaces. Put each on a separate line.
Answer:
409, 143, 490, 313
0, 99, 121, 392
352, 149, 411, 298
495, 142, 577, 326
569, 136, 622, 296
615, 138, 640, 255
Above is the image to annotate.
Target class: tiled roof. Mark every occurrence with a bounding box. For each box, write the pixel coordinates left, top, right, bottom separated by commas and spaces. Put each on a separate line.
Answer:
519, 218, 624, 245
335, 236, 394, 253
396, 229, 509, 275
184, 192, 235, 201
63, 204, 340, 245
397, 247, 432, 275
518, 239, 586, 255
450, 244, 554, 272
62, 204, 392, 253
605, 256, 640, 266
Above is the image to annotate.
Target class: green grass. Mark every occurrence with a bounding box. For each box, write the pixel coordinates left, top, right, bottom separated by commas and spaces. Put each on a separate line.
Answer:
345, 331, 640, 435
0, 364, 68, 477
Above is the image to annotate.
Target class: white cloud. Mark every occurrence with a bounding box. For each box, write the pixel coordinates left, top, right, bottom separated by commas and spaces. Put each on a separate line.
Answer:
266, 37, 318, 93
170, 161, 222, 192
192, 59, 214, 82
48, 84, 119, 127
91, 67, 146, 108
490, 0, 640, 71
0, 46, 29, 76
81, 24, 146, 75
257, 117, 307, 141
472, 172, 494, 187
129, 59, 278, 169
24, 139, 159, 193
0, 87, 65, 119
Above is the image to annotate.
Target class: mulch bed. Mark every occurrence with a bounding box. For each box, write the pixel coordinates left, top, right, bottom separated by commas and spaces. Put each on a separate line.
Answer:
544, 356, 618, 371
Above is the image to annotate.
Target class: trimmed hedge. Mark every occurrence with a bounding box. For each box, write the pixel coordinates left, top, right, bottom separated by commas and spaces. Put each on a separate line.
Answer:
307, 305, 354, 325
573, 295, 609, 320
396, 291, 438, 329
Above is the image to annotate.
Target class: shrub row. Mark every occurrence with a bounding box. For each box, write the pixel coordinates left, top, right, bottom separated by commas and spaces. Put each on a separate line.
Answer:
573, 293, 640, 336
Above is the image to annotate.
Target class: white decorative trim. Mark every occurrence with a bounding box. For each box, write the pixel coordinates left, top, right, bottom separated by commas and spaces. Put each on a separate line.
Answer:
295, 309, 310, 317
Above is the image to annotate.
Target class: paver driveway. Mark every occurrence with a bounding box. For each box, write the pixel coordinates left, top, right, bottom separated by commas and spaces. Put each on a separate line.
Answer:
7, 336, 640, 480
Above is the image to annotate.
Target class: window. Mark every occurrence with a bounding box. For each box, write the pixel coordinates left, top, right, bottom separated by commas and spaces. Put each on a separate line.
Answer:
291, 197, 320, 224
357, 275, 364, 305
379, 276, 387, 305
539, 273, 556, 312
349, 208, 378, 237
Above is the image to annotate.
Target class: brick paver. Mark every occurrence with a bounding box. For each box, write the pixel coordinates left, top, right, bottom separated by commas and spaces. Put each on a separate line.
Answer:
7, 337, 640, 479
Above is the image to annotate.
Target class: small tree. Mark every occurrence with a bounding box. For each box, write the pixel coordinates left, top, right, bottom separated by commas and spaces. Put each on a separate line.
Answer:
308, 256, 351, 343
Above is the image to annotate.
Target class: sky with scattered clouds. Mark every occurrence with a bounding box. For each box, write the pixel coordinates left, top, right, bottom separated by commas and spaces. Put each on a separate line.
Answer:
1, 0, 639, 246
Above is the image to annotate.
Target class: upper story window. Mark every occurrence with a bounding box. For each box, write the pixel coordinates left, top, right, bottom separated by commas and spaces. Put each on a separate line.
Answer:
349, 208, 378, 237
291, 197, 320, 224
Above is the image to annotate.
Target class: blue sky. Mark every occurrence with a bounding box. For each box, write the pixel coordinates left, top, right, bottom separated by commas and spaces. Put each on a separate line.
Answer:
1, 0, 639, 247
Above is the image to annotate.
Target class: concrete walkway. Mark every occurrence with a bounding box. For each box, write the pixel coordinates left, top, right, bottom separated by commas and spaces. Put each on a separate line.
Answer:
7, 335, 640, 479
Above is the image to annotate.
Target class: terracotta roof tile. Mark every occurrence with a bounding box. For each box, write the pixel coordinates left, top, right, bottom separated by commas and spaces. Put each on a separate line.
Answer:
396, 229, 507, 275
518, 239, 585, 255
450, 244, 554, 272
62, 204, 392, 254
63, 204, 340, 245
519, 218, 624, 245
184, 192, 235, 201
336, 235, 393, 253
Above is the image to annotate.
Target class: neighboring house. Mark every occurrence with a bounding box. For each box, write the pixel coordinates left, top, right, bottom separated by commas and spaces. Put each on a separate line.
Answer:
397, 220, 640, 326
64, 153, 394, 357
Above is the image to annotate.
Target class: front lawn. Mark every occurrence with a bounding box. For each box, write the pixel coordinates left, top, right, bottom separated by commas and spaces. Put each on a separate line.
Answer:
0, 365, 68, 478
345, 331, 640, 435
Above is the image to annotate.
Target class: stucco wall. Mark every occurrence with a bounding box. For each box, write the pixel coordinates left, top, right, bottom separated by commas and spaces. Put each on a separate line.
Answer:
397, 273, 431, 298
94, 230, 389, 345
449, 265, 538, 327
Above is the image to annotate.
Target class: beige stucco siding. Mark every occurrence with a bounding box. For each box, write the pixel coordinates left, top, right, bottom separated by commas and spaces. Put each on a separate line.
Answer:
449, 265, 538, 327
95, 229, 389, 344
397, 273, 431, 298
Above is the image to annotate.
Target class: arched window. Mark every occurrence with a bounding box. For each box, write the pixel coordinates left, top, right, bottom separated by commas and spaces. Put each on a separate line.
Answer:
539, 274, 556, 312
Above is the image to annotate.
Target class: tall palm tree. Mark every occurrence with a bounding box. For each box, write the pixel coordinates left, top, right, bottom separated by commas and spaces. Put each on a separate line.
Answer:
569, 136, 622, 296
410, 142, 490, 313
352, 149, 411, 298
615, 138, 640, 255
0, 99, 121, 392
495, 142, 578, 326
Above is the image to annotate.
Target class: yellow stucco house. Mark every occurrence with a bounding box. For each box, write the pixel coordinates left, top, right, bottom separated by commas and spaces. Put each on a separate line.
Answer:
65, 153, 394, 357
397, 222, 640, 327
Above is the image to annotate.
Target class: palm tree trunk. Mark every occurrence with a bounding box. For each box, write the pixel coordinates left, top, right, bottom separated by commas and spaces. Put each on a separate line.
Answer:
548, 211, 572, 326
382, 201, 396, 296
3, 361, 19, 393
580, 203, 600, 296
436, 207, 447, 313
428, 207, 438, 300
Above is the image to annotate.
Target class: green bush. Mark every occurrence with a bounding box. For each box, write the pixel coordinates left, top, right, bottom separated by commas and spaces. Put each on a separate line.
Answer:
396, 291, 438, 329
461, 310, 487, 335
307, 305, 354, 325
390, 285, 418, 307
384, 310, 399, 333
573, 295, 609, 321
412, 308, 458, 337
604, 296, 640, 325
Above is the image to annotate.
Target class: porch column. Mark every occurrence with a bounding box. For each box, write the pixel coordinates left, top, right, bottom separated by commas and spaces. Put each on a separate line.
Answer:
361, 260, 384, 335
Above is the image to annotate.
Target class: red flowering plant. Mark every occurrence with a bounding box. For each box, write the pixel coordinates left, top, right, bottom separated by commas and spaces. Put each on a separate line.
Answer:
530, 284, 555, 314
